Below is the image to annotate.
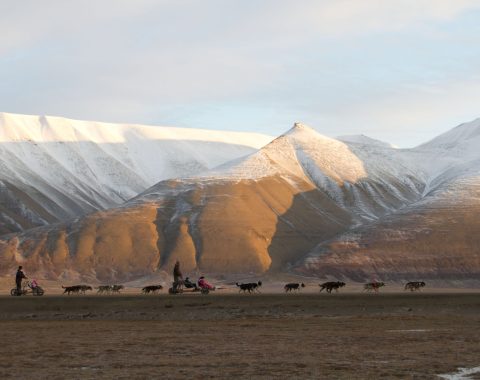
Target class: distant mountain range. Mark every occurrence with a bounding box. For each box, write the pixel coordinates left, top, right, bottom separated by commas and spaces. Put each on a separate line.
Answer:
0, 112, 272, 234
299, 119, 480, 282
1, 114, 479, 282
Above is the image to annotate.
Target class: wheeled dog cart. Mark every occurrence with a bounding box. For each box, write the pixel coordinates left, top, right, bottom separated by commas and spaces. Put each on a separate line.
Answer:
11, 281, 45, 296
168, 280, 213, 295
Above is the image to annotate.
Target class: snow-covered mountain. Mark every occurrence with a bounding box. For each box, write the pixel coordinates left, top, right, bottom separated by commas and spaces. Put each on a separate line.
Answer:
0, 121, 422, 281
1, 118, 479, 282
299, 119, 480, 282
0, 112, 273, 234
140, 123, 425, 222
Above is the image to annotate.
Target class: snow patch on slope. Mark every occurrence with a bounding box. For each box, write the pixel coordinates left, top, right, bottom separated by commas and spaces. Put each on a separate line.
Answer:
206, 123, 368, 184
338, 134, 395, 148
0, 112, 273, 230
141, 123, 427, 224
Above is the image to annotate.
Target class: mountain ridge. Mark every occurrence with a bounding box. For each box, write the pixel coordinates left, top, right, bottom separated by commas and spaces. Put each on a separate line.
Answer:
0, 112, 273, 234
1, 117, 480, 282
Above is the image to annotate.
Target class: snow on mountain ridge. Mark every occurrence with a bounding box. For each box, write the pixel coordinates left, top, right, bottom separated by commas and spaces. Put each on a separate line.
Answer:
140, 123, 425, 224
417, 118, 480, 150
338, 134, 395, 148
4, 117, 480, 281
0, 112, 273, 144
200, 122, 367, 183
404, 118, 480, 196
299, 118, 480, 282
0, 112, 274, 234
207, 122, 417, 185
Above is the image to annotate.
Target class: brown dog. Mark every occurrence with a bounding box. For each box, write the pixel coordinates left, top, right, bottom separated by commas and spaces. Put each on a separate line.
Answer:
319, 281, 346, 293
404, 281, 425, 291
62, 285, 92, 295
364, 282, 385, 292
236, 281, 262, 293
142, 285, 163, 294
284, 283, 305, 292
111, 285, 124, 293
62, 285, 81, 295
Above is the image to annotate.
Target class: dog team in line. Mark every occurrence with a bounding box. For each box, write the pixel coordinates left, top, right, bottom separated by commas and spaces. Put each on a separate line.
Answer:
15, 263, 427, 296
58, 280, 427, 295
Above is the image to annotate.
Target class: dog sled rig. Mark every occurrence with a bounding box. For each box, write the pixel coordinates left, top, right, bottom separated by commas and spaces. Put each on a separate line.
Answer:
168, 279, 215, 295
11, 281, 45, 296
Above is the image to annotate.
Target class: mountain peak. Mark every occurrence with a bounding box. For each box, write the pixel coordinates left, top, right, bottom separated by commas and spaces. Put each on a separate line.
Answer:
286, 122, 316, 135
293, 121, 307, 129
449, 118, 480, 139
418, 117, 480, 150
278, 122, 339, 145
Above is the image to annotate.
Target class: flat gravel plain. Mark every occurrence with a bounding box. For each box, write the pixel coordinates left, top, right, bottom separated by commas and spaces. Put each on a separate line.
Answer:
0, 293, 479, 379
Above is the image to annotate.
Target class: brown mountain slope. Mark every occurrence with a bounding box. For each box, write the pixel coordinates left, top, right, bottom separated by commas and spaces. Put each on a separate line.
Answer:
297, 177, 480, 282
294, 119, 480, 282
0, 177, 354, 282
0, 123, 425, 281
0, 112, 272, 234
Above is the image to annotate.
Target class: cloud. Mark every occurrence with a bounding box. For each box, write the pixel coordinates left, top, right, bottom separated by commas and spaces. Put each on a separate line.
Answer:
308, 0, 480, 35
2, 1, 479, 54
0, 1, 159, 55
226, 0, 480, 44
303, 75, 480, 147
0, 1, 479, 146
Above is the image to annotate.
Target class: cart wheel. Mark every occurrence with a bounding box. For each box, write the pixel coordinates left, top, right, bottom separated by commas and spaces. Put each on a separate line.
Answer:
201, 288, 210, 295
10, 288, 18, 296
34, 288, 45, 296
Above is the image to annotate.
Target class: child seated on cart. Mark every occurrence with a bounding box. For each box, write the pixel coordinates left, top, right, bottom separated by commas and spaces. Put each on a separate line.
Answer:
198, 276, 215, 291
29, 279, 44, 295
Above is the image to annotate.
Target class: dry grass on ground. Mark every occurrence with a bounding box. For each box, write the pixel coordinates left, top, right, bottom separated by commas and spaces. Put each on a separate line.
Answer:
0, 293, 479, 379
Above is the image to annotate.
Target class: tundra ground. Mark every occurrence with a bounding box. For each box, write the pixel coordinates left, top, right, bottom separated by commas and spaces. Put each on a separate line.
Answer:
0, 293, 479, 379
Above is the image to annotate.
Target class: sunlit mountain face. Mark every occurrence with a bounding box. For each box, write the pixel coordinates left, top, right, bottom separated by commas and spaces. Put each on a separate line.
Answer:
1, 116, 480, 283
0, 112, 273, 234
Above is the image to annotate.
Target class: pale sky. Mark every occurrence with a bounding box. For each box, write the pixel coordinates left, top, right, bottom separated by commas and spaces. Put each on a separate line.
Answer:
1, 1, 480, 147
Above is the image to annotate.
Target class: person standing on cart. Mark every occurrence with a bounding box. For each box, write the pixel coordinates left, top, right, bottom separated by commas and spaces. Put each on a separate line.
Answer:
173, 260, 183, 292
15, 266, 27, 294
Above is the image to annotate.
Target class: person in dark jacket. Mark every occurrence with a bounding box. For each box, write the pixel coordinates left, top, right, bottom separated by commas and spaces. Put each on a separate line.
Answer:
15, 266, 27, 294
184, 277, 199, 290
173, 261, 183, 283
172, 261, 183, 292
